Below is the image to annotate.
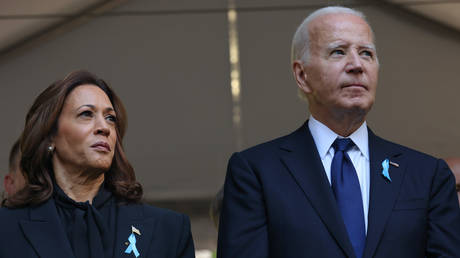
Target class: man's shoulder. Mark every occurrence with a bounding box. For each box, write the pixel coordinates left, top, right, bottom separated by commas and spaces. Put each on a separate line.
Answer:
238, 128, 302, 158
373, 133, 439, 162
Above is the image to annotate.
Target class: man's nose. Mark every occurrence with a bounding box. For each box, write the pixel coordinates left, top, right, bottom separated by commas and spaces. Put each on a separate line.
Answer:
345, 51, 363, 74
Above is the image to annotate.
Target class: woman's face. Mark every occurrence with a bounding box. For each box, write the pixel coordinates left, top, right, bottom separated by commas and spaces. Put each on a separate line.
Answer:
52, 85, 117, 173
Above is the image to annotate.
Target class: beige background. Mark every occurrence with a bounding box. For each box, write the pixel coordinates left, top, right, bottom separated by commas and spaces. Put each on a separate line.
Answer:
0, 0, 459, 201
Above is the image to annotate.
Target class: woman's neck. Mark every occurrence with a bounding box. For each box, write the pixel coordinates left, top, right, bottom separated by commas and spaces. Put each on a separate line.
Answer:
53, 162, 105, 204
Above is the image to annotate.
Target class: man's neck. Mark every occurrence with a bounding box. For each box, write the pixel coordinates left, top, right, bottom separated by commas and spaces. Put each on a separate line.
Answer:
310, 109, 366, 137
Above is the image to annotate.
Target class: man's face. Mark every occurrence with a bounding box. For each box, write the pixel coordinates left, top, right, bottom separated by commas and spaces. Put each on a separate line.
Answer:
445, 158, 460, 205
450, 163, 460, 204
4, 158, 25, 196
455, 170, 460, 204
301, 13, 379, 117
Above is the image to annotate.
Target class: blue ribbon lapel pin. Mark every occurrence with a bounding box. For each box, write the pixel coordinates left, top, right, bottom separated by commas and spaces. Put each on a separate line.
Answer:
125, 226, 141, 257
381, 158, 399, 182
381, 159, 391, 182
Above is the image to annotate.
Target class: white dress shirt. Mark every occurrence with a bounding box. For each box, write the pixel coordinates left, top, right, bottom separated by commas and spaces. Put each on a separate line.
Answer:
308, 115, 370, 232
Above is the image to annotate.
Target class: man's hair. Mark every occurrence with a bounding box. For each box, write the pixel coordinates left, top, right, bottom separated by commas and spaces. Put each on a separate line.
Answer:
8, 140, 20, 172
291, 6, 369, 64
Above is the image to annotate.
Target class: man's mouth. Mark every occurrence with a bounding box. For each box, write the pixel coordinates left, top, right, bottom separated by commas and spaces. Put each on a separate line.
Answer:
341, 83, 368, 90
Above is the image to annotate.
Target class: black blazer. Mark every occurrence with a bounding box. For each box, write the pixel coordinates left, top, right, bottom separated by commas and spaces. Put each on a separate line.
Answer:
218, 122, 460, 258
0, 199, 195, 258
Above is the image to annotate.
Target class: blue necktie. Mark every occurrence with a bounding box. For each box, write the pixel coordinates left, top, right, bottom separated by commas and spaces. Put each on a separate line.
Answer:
331, 138, 366, 258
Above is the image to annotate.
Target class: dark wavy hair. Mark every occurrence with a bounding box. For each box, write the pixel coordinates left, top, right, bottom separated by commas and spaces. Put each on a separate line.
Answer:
4, 70, 143, 207
8, 139, 21, 172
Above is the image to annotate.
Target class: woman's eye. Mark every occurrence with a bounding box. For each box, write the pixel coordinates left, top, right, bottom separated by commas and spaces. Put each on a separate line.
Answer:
79, 110, 93, 117
106, 115, 117, 123
331, 49, 345, 55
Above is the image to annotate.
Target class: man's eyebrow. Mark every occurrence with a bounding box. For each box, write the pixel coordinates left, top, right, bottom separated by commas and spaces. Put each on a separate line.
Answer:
326, 42, 376, 51
361, 44, 376, 51
327, 42, 346, 50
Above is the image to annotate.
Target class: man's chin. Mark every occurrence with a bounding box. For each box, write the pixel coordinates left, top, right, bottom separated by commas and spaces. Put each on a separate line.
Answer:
340, 100, 373, 114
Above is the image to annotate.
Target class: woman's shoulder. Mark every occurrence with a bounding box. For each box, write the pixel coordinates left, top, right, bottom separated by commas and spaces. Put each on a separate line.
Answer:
118, 202, 190, 223
144, 204, 187, 218
117, 202, 192, 240
0, 206, 30, 231
0, 205, 29, 218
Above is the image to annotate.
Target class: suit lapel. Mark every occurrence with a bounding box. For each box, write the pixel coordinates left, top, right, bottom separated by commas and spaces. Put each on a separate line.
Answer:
20, 199, 75, 258
280, 123, 356, 258
114, 204, 156, 258
363, 130, 405, 258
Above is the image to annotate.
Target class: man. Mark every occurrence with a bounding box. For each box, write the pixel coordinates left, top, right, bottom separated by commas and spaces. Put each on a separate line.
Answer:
210, 187, 224, 229
3, 140, 25, 198
217, 6, 460, 258
445, 157, 460, 205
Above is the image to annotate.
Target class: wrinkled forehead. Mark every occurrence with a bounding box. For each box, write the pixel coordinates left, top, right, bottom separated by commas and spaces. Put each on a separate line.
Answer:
309, 13, 375, 46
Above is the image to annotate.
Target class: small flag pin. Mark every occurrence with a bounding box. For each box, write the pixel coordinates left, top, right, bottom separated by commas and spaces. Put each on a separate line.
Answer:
389, 161, 399, 167
132, 226, 141, 236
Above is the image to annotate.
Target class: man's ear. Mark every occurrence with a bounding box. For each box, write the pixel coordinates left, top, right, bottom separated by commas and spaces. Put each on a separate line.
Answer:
4, 174, 14, 196
293, 60, 311, 95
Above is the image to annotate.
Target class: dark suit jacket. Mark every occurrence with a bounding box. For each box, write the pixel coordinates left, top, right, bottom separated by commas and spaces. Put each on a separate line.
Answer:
0, 199, 195, 258
217, 123, 460, 258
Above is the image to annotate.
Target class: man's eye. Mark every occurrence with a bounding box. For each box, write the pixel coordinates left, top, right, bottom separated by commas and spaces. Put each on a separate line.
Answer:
361, 50, 373, 57
331, 49, 345, 55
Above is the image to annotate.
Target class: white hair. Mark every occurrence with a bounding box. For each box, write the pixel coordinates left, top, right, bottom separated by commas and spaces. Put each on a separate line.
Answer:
291, 6, 371, 64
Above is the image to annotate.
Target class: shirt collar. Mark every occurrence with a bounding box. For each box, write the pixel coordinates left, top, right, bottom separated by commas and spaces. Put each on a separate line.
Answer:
308, 115, 369, 160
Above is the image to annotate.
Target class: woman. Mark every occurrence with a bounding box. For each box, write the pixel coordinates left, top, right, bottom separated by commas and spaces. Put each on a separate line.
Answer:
0, 71, 195, 258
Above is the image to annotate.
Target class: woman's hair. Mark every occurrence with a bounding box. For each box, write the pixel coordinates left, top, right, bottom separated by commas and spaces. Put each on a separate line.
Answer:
8, 139, 21, 172
5, 70, 143, 207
